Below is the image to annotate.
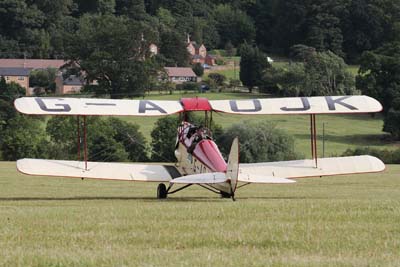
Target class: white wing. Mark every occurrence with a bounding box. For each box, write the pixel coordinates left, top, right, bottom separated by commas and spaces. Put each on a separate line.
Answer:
239, 155, 385, 181
210, 96, 382, 115
14, 97, 183, 116
17, 159, 181, 182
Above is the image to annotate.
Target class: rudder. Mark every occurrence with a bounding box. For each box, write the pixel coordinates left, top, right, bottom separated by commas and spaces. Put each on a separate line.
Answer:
226, 137, 239, 196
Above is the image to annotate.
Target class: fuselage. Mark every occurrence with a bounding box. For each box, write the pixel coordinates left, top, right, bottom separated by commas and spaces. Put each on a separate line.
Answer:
174, 122, 231, 192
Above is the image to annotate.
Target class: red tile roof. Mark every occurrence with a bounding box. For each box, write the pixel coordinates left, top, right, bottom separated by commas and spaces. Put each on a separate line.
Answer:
0, 59, 66, 69
165, 67, 197, 77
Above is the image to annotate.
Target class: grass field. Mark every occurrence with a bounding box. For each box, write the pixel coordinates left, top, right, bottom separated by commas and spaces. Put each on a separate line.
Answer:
121, 92, 394, 157
206, 61, 360, 80
0, 162, 399, 266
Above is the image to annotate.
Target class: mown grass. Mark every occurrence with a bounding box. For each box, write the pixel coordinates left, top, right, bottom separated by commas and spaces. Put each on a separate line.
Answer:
0, 162, 399, 266
206, 68, 240, 80
120, 92, 393, 157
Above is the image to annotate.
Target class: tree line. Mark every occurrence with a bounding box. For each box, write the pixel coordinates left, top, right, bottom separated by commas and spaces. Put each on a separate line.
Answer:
1, 0, 399, 62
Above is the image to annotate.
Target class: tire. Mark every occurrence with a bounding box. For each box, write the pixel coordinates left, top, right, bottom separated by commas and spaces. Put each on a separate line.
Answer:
157, 183, 168, 199
220, 191, 231, 199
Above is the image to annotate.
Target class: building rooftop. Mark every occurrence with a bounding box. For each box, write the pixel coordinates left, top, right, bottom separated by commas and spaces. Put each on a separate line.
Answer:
0, 59, 66, 69
0, 67, 31, 76
165, 67, 197, 77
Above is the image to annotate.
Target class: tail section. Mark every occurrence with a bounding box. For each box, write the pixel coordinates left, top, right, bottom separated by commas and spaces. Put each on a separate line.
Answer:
226, 137, 239, 196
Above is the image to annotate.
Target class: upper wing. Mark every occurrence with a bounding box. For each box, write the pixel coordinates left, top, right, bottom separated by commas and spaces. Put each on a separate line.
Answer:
238, 155, 385, 182
17, 158, 181, 182
14, 97, 183, 116
210, 96, 382, 115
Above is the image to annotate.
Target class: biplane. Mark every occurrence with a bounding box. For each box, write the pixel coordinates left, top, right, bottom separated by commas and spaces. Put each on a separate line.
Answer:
14, 95, 385, 200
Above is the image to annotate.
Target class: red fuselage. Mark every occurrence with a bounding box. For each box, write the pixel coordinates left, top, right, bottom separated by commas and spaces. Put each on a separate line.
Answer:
177, 122, 227, 174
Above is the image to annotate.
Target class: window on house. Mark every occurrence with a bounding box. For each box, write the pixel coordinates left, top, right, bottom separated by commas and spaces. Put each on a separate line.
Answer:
6, 76, 10, 80
18, 76, 25, 80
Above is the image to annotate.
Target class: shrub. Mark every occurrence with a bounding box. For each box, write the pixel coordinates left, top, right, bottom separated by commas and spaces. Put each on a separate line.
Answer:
216, 121, 299, 163
342, 147, 400, 164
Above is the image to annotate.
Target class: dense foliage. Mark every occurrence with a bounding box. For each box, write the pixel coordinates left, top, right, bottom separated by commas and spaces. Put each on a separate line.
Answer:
263, 48, 356, 96
216, 121, 298, 163
0, 79, 47, 160
1, 0, 398, 62
46, 116, 148, 161
357, 42, 400, 138
342, 147, 400, 164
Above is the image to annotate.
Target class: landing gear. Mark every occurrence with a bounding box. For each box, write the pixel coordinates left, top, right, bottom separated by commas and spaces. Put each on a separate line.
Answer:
157, 183, 168, 199
220, 191, 235, 201
220, 191, 231, 199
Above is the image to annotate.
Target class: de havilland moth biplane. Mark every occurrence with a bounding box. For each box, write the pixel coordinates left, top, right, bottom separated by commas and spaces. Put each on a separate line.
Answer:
14, 96, 385, 200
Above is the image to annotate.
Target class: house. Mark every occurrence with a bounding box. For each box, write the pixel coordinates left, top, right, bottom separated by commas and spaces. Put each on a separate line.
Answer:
186, 35, 214, 66
0, 59, 66, 69
0, 59, 69, 95
164, 67, 198, 83
55, 75, 85, 95
205, 55, 216, 66
149, 43, 158, 56
0, 67, 31, 92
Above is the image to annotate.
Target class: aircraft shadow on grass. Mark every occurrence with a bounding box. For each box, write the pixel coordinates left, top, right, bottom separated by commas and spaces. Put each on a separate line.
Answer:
0, 196, 315, 202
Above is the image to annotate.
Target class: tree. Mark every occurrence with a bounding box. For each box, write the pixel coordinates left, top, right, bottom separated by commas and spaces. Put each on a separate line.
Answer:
357, 42, 400, 138
0, 77, 26, 101
46, 116, 147, 161
262, 63, 307, 96
29, 68, 57, 94
89, 135, 129, 162
216, 121, 298, 163
192, 63, 204, 77
214, 4, 255, 47
306, 2, 345, 56
224, 41, 236, 56
64, 14, 159, 98
115, 0, 147, 20
239, 42, 270, 92
156, 7, 176, 31
158, 29, 190, 67
208, 73, 226, 87
341, 0, 400, 61
150, 116, 180, 162
263, 48, 356, 96
1, 115, 49, 160
303, 50, 356, 95
107, 118, 149, 161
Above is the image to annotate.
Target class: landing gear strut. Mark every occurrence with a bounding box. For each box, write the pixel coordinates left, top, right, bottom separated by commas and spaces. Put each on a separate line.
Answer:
157, 183, 167, 199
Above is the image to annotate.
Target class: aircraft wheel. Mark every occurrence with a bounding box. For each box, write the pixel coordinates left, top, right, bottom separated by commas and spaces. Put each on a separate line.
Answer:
220, 191, 231, 199
157, 183, 168, 199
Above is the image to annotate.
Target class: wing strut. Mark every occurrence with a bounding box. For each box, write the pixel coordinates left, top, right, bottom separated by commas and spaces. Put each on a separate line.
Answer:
310, 114, 318, 168
77, 116, 81, 161
83, 116, 88, 170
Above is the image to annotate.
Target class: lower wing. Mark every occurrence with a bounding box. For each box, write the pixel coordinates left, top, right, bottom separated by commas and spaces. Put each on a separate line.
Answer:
238, 155, 385, 182
17, 158, 181, 182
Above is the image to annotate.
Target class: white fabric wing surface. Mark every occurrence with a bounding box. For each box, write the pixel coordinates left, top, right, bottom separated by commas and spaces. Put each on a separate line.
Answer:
17, 159, 179, 182
239, 155, 385, 181
210, 96, 382, 115
14, 97, 183, 116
